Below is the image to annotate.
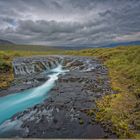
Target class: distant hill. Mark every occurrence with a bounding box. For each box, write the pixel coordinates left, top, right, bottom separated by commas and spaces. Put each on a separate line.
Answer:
99, 40, 140, 48
53, 40, 140, 50
0, 39, 14, 45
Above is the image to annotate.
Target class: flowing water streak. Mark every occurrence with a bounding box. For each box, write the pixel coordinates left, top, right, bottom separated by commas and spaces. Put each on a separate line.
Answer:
0, 65, 68, 125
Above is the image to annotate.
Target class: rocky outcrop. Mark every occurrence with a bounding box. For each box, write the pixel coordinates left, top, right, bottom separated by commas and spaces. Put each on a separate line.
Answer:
12, 56, 62, 77
12, 56, 102, 78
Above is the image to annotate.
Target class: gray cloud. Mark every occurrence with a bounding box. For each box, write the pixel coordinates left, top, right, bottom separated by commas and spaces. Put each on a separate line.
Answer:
0, 0, 140, 46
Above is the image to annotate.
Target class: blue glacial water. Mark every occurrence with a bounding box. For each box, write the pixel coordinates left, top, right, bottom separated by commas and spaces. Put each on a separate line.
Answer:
0, 65, 67, 125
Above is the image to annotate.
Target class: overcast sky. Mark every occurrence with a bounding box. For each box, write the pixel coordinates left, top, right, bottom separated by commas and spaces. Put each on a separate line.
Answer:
0, 0, 140, 46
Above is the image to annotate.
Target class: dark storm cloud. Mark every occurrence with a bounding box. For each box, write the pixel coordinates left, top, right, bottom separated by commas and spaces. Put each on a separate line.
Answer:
0, 0, 140, 46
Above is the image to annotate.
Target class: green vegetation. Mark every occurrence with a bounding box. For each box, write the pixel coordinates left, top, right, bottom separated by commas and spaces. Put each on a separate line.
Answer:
79, 118, 84, 125
0, 51, 14, 89
0, 45, 140, 138
0, 44, 59, 52
65, 46, 140, 138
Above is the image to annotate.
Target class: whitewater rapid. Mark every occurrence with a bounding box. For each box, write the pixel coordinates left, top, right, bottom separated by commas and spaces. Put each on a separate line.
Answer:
0, 65, 68, 125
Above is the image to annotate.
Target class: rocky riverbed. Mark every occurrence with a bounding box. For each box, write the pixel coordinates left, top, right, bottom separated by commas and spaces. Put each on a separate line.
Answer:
0, 55, 117, 138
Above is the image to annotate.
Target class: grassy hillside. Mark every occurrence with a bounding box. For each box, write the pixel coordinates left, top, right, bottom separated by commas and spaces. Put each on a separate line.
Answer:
0, 44, 60, 52
65, 46, 140, 138
0, 45, 140, 138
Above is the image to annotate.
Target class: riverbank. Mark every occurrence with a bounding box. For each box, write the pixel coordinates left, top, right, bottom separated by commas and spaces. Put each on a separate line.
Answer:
65, 46, 140, 138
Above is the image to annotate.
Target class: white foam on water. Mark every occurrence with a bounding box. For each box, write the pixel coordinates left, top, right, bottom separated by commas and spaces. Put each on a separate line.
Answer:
0, 65, 68, 135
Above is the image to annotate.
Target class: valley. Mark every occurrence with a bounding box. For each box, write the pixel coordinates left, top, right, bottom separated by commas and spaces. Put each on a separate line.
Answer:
0, 55, 116, 138
0, 46, 140, 138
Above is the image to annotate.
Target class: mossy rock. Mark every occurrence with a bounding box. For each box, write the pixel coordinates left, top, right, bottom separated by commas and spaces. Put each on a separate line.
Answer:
87, 109, 95, 116
79, 118, 84, 125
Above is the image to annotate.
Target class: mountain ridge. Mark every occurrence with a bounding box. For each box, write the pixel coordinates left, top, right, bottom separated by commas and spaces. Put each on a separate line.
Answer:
0, 39, 14, 45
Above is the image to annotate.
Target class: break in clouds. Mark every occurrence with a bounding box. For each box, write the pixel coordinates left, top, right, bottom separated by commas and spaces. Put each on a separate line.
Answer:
0, 0, 140, 46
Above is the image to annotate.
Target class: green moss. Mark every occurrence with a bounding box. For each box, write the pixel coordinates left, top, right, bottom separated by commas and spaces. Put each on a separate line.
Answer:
0, 61, 11, 72
79, 118, 84, 125
87, 109, 95, 116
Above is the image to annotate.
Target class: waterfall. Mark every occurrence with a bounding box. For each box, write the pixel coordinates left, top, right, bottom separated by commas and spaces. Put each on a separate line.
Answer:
13, 56, 63, 77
